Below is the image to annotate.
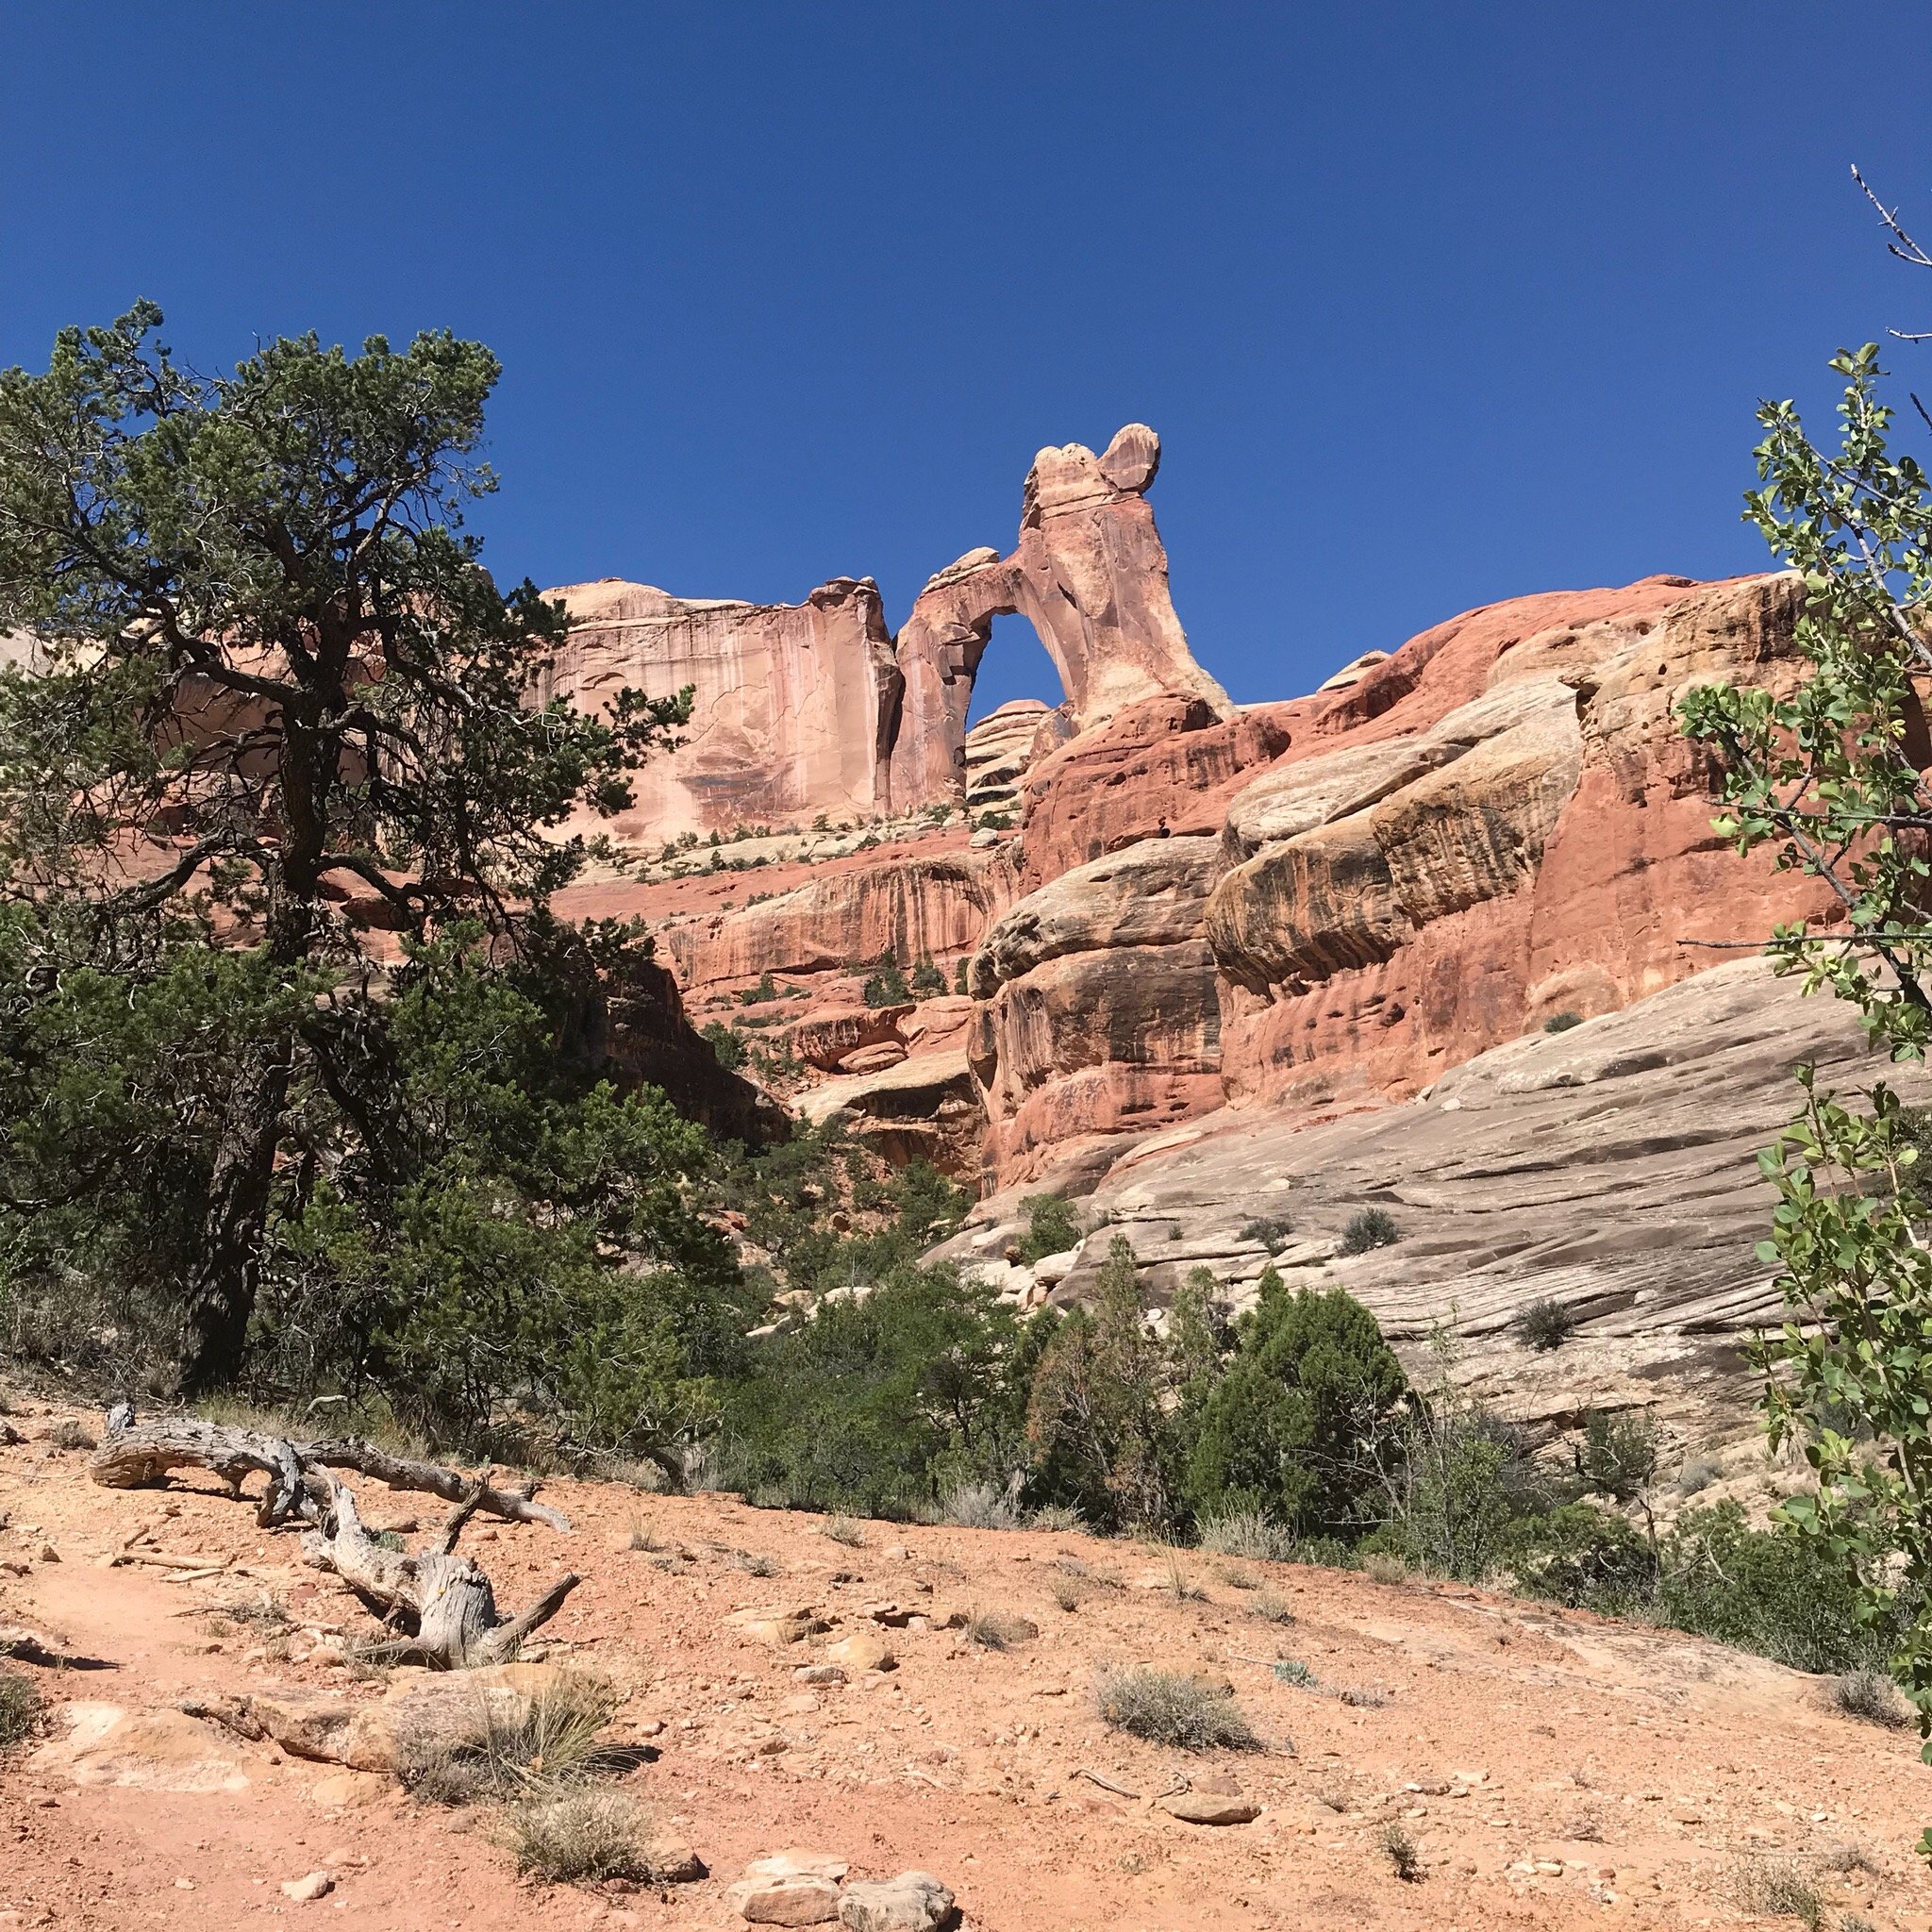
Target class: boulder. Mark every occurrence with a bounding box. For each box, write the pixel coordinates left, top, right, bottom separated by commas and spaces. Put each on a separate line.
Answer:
824, 1629, 896, 1673
839, 1873, 956, 1932
1159, 1788, 1261, 1825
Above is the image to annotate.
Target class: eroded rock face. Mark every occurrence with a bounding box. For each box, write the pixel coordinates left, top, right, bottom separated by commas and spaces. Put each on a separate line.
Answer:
968, 837, 1225, 1179
1208, 573, 1832, 1109
540, 576, 904, 845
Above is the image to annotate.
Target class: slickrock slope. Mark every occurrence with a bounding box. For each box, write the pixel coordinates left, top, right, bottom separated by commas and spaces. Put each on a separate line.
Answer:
945, 958, 1932, 1450
6, 1403, 1932, 1932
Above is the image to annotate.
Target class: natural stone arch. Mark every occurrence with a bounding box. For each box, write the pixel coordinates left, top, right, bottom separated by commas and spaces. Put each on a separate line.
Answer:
887, 425, 1232, 810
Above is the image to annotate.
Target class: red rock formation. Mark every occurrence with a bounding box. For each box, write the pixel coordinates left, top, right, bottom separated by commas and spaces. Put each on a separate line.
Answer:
539, 576, 903, 844
888, 428, 1232, 808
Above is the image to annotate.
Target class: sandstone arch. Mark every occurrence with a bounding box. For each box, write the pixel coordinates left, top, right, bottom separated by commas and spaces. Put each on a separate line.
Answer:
887, 425, 1232, 808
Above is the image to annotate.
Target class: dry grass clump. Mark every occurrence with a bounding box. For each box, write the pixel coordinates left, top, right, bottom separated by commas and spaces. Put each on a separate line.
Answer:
1377, 1822, 1423, 1881
821, 1515, 867, 1548
1729, 1858, 1825, 1931
1828, 1671, 1910, 1728
964, 1609, 1039, 1651
1197, 1507, 1293, 1562
941, 1479, 1023, 1530
42, 1417, 94, 1452
1025, 1502, 1086, 1534
508, 1787, 653, 1885
399, 1673, 623, 1806
1251, 1590, 1295, 1625
1095, 1668, 1260, 1752
0, 1670, 42, 1747
1361, 1553, 1407, 1586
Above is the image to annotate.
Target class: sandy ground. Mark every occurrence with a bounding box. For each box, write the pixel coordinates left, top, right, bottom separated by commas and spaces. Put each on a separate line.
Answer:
2, 1397, 1929, 1932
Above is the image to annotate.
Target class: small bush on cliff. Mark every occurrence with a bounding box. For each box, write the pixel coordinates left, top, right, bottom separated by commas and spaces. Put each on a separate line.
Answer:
861, 954, 911, 1008
1519, 1297, 1578, 1350
739, 973, 779, 1005
701, 1021, 747, 1070
1542, 1010, 1583, 1034
909, 958, 948, 998
1339, 1208, 1401, 1256
1017, 1193, 1082, 1263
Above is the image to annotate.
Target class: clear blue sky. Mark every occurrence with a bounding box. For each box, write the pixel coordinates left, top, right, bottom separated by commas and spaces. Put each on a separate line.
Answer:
4, 3, 1930, 719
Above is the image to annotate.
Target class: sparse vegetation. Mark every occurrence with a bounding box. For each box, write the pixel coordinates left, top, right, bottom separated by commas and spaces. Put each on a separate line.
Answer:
398, 1673, 624, 1806
941, 1478, 1024, 1530
1339, 1208, 1401, 1255
821, 1514, 867, 1547
0, 1670, 42, 1747
1519, 1297, 1578, 1350
1542, 1010, 1584, 1033
1095, 1668, 1260, 1751
1271, 1657, 1314, 1687
1016, 1193, 1082, 1263
1251, 1590, 1295, 1624
1377, 1822, 1424, 1882
508, 1787, 654, 1885
1829, 1671, 1910, 1728
964, 1609, 1039, 1650
1197, 1507, 1294, 1562
1729, 1859, 1825, 1931
1239, 1215, 1293, 1251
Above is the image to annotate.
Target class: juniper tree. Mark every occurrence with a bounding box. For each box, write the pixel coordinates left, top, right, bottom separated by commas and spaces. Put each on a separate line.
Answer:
0, 306, 694, 1399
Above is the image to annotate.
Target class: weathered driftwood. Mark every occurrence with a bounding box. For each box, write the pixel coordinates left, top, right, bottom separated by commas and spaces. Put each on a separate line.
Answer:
90, 1417, 569, 1531
88, 1415, 579, 1668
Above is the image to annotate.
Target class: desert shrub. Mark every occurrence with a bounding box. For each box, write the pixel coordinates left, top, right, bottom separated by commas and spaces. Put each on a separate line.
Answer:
1338, 1208, 1400, 1255
1519, 1298, 1578, 1350
908, 958, 948, 998
1506, 1504, 1657, 1609
738, 972, 779, 1006
1377, 1823, 1424, 1881
964, 1609, 1039, 1650
1271, 1657, 1315, 1687
713, 1268, 1034, 1519
821, 1514, 867, 1547
953, 958, 969, 994
1830, 1671, 1911, 1728
1024, 1501, 1086, 1533
509, 1787, 654, 1885
1729, 1859, 1824, 1931
1017, 1193, 1082, 1263
1573, 1408, 1658, 1504
1095, 1668, 1260, 1751
1184, 1272, 1407, 1540
941, 1478, 1024, 1530
1025, 1237, 1184, 1531
1250, 1590, 1295, 1624
861, 954, 911, 1008
399, 1673, 622, 1805
0, 1671, 41, 1747
700, 1020, 746, 1069
1197, 1506, 1295, 1562
1653, 1504, 1910, 1674
1239, 1215, 1294, 1252
1543, 1010, 1584, 1034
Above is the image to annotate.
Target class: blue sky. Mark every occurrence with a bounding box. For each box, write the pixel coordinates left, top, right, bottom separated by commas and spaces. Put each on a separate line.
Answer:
4, 3, 1930, 719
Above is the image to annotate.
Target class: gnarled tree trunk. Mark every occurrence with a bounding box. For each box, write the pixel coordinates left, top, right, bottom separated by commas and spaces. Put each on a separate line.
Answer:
89, 1414, 578, 1668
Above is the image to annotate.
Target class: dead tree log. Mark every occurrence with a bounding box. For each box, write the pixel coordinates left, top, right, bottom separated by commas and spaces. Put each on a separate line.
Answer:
88, 1415, 579, 1668
90, 1418, 569, 1531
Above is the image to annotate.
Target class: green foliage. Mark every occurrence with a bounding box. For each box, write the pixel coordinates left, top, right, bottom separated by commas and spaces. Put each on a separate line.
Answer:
1239, 1215, 1294, 1251
1573, 1407, 1659, 1504
1504, 1504, 1656, 1609
739, 972, 779, 1006
954, 957, 969, 994
714, 1268, 1035, 1518
1024, 1236, 1180, 1530
0, 308, 691, 1395
1184, 1271, 1407, 1540
908, 958, 947, 998
701, 1021, 747, 1070
1339, 1208, 1400, 1255
1542, 1010, 1583, 1034
860, 954, 910, 1008
1016, 1192, 1081, 1263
